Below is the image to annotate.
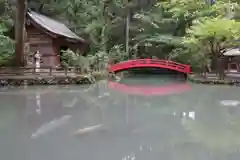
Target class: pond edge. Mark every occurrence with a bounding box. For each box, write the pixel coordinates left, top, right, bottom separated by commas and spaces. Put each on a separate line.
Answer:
187, 74, 240, 86
0, 72, 107, 86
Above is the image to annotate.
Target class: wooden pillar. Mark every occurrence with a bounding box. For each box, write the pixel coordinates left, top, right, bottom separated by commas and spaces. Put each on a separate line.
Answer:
15, 0, 26, 66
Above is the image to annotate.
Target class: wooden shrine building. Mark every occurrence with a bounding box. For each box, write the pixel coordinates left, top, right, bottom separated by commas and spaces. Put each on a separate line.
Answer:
223, 48, 240, 72
9, 10, 88, 67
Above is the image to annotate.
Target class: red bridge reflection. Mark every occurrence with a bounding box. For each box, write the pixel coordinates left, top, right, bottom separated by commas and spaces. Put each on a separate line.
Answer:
108, 81, 191, 96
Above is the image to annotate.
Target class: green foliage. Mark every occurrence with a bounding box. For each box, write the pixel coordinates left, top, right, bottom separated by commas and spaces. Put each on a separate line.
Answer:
56, 0, 124, 54
1, 0, 240, 71
0, 24, 14, 66
137, 0, 240, 72
60, 49, 89, 70
108, 44, 128, 63
182, 17, 240, 72
27, 0, 65, 15
0, 0, 14, 27
161, 0, 231, 18
0, 0, 15, 66
183, 17, 240, 48
60, 49, 109, 72
132, 8, 182, 59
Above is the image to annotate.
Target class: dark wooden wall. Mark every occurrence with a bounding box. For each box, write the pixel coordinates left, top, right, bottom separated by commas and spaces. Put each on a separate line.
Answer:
26, 24, 87, 67
26, 25, 60, 67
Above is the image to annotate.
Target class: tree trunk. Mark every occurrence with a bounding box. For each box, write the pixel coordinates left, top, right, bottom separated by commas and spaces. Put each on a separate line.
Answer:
218, 56, 226, 80
100, 0, 110, 53
125, 10, 130, 57
100, 26, 107, 52
211, 54, 219, 75
15, 0, 26, 67
125, 0, 130, 58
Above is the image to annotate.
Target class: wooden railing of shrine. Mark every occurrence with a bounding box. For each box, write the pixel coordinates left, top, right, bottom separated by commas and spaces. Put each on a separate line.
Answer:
0, 66, 104, 76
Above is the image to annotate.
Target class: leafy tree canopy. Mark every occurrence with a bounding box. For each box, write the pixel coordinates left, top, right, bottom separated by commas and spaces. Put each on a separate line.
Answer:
183, 17, 240, 54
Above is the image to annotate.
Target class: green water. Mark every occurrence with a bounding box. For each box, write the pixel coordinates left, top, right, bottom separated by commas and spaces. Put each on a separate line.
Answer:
0, 76, 240, 160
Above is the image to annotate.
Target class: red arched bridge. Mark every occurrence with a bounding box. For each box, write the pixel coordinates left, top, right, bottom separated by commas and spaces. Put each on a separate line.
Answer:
108, 59, 191, 74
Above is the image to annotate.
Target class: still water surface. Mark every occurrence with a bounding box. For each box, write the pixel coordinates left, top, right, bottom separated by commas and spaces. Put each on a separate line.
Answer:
1, 75, 240, 160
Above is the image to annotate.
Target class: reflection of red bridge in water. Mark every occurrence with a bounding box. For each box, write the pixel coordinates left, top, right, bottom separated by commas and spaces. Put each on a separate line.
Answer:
108, 81, 191, 96
108, 59, 191, 74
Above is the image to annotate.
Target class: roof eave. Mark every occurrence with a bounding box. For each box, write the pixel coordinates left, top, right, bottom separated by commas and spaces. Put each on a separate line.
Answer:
26, 11, 87, 44
64, 37, 88, 44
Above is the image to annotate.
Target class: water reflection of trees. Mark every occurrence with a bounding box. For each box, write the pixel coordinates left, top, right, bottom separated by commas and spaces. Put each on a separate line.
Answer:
5, 80, 239, 156
0, 95, 23, 131
182, 86, 240, 153
3, 80, 240, 158
27, 82, 240, 154
96, 81, 240, 155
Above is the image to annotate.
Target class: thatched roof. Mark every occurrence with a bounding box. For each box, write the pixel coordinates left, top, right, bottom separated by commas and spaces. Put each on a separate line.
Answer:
223, 48, 240, 56
27, 10, 86, 43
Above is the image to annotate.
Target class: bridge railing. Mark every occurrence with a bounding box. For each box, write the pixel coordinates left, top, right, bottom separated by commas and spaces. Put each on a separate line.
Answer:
109, 59, 190, 73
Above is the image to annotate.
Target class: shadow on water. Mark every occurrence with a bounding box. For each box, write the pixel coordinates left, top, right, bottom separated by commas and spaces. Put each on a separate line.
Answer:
125, 67, 186, 74
1, 74, 240, 159
123, 67, 187, 80
109, 74, 190, 96
111, 67, 189, 96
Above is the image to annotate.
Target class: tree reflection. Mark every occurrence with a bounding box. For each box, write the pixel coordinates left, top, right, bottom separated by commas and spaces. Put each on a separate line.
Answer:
183, 99, 240, 152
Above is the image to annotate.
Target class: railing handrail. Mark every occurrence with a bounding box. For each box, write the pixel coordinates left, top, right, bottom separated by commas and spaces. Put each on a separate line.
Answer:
111, 59, 188, 66
0, 66, 76, 69
109, 58, 191, 73
0, 66, 103, 76
110, 59, 188, 69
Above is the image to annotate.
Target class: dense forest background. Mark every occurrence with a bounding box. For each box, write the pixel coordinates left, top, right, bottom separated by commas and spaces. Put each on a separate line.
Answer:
0, 0, 240, 72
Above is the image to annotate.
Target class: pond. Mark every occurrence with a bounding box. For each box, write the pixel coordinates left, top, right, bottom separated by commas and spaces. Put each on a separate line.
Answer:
1, 75, 240, 160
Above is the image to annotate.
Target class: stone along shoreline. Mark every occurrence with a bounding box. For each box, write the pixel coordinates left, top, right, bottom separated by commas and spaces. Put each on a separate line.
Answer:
188, 73, 240, 86
0, 72, 106, 86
